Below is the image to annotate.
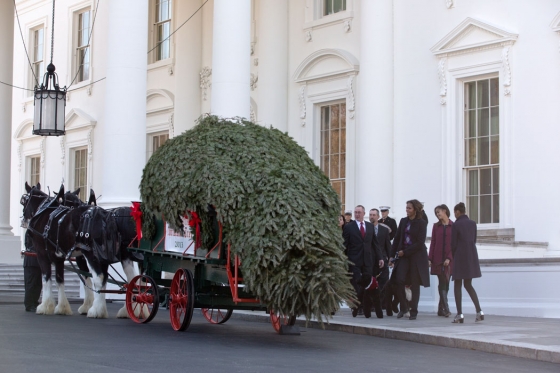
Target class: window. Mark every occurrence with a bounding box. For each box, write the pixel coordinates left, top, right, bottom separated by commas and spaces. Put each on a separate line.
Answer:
320, 102, 346, 212
147, 131, 169, 159
154, 0, 171, 61
76, 9, 91, 83
29, 156, 41, 186
464, 77, 499, 224
324, 0, 346, 16
73, 148, 88, 201
30, 27, 44, 91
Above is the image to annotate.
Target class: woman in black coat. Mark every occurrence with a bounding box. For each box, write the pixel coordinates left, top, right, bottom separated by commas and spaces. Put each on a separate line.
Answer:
450, 202, 483, 323
391, 199, 430, 320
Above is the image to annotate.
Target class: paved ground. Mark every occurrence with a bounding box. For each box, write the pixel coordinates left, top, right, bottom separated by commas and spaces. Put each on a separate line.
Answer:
0, 298, 558, 373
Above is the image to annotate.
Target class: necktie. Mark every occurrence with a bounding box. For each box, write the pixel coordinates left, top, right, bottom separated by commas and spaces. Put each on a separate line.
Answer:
360, 222, 365, 238
375, 225, 378, 236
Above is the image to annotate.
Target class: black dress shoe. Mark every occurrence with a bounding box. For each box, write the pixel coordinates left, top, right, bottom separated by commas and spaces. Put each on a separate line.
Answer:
397, 309, 409, 319
409, 313, 417, 320
376, 310, 384, 319
357, 307, 364, 316
364, 309, 372, 318
351, 308, 358, 317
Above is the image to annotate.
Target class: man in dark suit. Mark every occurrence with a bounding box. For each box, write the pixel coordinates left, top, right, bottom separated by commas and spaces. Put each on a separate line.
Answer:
23, 230, 42, 312
369, 208, 391, 317
379, 206, 398, 241
343, 205, 384, 318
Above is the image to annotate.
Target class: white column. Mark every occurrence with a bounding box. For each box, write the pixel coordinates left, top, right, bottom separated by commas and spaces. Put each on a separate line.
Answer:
211, 0, 251, 119
102, 0, 148, 207
0, 3, 14, 236
174, 0, 202, 134
257, 0, 288, 131
357, 0, 394, 210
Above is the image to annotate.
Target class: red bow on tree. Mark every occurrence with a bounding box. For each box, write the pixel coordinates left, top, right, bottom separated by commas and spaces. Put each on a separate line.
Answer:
130, 201, 143, 240
186, 210, 202, 248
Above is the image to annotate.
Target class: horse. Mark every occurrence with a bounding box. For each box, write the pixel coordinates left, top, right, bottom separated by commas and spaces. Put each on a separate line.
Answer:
22, 182, 143, 318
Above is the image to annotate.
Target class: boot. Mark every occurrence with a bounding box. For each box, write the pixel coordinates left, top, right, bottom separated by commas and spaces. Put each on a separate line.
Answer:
437, 290, 445, 316
441, 290, 452, 317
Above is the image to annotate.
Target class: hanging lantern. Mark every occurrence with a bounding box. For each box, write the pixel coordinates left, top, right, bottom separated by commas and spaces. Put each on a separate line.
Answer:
33, 63, 66, 136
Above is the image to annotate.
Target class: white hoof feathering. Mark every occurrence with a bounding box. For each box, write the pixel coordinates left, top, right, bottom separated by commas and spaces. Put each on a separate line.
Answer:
87, 300, 108, 319
54, 300, 73, 315
78, 279, 94, 315
116, 305, 129, 319
36, 297, 55, 315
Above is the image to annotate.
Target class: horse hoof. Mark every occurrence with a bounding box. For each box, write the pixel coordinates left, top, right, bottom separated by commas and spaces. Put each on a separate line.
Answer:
116, 306, 129, 319
36, 301, 55, 315
87, 306, 108, 319
78, 304, 92, 315
55, 304, 73, 316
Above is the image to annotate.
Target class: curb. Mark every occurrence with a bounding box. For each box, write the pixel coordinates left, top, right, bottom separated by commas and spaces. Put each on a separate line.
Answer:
231, 312, 560, 364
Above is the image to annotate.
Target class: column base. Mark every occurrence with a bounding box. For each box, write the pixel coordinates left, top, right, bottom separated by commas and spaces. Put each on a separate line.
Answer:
0, 235, 22, 264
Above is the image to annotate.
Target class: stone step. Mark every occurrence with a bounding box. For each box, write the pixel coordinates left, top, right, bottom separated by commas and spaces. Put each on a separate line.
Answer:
0, 264, 81, 297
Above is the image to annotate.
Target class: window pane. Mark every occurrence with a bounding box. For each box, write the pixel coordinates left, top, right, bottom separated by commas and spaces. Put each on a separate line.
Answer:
330, 154, 339, 179
477, 137, 489, 165
490, 135, 499, 164
330, 105, 340, 129
466, 82, 476, 109
467, 138, 476, 166
480, 195, 492, 223
478, 108, 489, 137
493, 194, 500, 223
492, 167, 499, 194
324, 0, 333, 15
340, 103, 346, 128
468, 196, 479, 223
468, 170, 478, 195
477, 80, 489, 108
322, 129, 329, 155
322, 156, 330, 177
330, 129, 340, 154
340, 153, 346, 178
480, 168, 491, 195
321, 107, 329, 131
490, 108, 499, 135
490, 78, 499, 106
467, 110, 476, 137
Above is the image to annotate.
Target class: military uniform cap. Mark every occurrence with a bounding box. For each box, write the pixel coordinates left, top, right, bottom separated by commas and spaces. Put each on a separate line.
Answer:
379, 206, 390, 211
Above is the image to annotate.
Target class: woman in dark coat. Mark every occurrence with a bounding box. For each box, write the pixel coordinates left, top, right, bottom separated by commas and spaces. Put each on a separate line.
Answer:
450, 202, 483, 323
391, 199, 430, 320
428, 204, 453, 317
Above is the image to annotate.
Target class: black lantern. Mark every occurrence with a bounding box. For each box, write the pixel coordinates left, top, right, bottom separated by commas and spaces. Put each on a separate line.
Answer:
33, 63, 66, 136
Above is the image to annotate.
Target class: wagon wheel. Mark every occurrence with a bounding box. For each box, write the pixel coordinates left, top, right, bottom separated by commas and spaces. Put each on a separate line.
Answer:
126, 274, 159, 324
169, 268, 195, 331
201, 307, 233, 324
270, 310, 296, 333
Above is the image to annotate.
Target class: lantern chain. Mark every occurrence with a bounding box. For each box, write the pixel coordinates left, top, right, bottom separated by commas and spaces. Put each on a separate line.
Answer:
50, 0, 56, 65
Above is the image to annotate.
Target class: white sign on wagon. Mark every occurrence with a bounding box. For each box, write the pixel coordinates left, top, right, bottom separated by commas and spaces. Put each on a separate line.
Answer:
165, 216, 195, 255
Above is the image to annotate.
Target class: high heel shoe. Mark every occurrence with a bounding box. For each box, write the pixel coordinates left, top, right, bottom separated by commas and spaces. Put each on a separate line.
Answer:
452, 314, 464, 323
475, 311, 484, 322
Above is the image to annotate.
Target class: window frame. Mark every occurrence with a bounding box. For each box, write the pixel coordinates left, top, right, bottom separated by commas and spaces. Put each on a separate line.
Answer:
70, 146, 89, 202
68, 3, 94, 89
149, 0, 174, 65
322, 0, 347, 17
26, 155, 41, 187
29, 26, 45, 93
147, 130, 170, 160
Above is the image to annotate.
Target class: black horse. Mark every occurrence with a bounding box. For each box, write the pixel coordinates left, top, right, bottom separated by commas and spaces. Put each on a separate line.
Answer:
22, 183, 141, 318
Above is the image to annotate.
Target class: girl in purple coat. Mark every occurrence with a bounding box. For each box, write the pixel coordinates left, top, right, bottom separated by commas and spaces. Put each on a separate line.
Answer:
450, 202, 484, 323
428, 204, 453, 317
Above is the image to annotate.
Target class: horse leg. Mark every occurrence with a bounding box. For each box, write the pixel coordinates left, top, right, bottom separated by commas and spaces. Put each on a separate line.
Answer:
87, 261, 108, 319
53, 260, 73, 315
75, 255, 94, 315
36, 258, 55, 315
116, 258, 138, 318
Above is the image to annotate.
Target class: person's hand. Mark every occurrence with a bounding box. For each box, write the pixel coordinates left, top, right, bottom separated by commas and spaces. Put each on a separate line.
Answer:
379, 260, 384, 268
398, 250, 404, 257
443, 259, 450, 267
428, 260, 431, 267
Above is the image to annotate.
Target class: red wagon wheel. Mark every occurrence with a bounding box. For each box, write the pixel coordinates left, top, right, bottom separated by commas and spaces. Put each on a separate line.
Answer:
169, 268, 195, 331
126, 274, 159, 324
201, 307, 233, 324
270, 310, 296, 333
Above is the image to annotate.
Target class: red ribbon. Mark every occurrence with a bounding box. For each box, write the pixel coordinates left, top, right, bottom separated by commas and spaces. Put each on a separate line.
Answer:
186, 211, 202, 248
131, 201, 143, 240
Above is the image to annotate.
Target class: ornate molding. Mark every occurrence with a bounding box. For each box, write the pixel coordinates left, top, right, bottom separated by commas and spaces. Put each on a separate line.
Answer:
501, 46, 511, 95
445, 0, 453, 9
250, 42, 255, 56
168, 64, 174, 76
298, 85, 306, 127
250, 73, 258, 91
21, 102, 26, 113
250, 106, 256, 122
168, 113, 174, 138
87, 128, 93, 161
253, 58, 258, 66
343, 19, 352, 33
199, 66, 212, 101
17, 141, 22, 172
87, 85, 92, 96
347, 76, 355, 118
60, 136, 66, 166
305, 30, 312, 42
438, 57, 447, 104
